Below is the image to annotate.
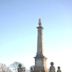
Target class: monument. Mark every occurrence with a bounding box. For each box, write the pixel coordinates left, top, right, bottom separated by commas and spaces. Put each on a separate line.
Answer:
30, 19, 62, 72
34, 19, 48, 72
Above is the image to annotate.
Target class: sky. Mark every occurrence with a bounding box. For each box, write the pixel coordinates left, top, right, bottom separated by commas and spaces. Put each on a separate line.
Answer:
0, 0, 72, 72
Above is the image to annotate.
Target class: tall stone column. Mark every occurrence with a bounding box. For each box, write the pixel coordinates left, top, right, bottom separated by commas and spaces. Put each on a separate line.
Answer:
34, 19, 48, 72
37, 18, 43, 56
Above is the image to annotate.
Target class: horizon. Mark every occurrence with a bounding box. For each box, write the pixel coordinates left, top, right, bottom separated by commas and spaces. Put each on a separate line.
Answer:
0, 0, 72, 72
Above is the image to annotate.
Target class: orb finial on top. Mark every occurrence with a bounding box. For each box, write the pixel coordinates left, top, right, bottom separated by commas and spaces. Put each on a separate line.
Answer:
50, 62, 54, 66
58, 66, 60, 69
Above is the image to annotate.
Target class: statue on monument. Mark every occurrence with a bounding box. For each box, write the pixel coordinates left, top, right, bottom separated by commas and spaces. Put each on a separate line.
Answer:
57, 66, 61, 72
17, 64, 25, 72
30, 66, 35, 72
49, 62, 55, 72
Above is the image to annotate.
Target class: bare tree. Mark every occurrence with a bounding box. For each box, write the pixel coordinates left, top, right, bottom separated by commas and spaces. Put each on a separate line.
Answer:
0, 63, 12, 72
9, 61, 26, 72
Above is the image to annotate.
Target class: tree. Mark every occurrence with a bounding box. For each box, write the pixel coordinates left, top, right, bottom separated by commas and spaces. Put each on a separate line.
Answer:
9, 62, 26, 72
0, 63, 12, 72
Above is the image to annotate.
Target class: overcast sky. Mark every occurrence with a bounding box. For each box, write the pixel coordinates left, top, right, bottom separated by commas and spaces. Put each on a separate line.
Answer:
0, 0, 72, 72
